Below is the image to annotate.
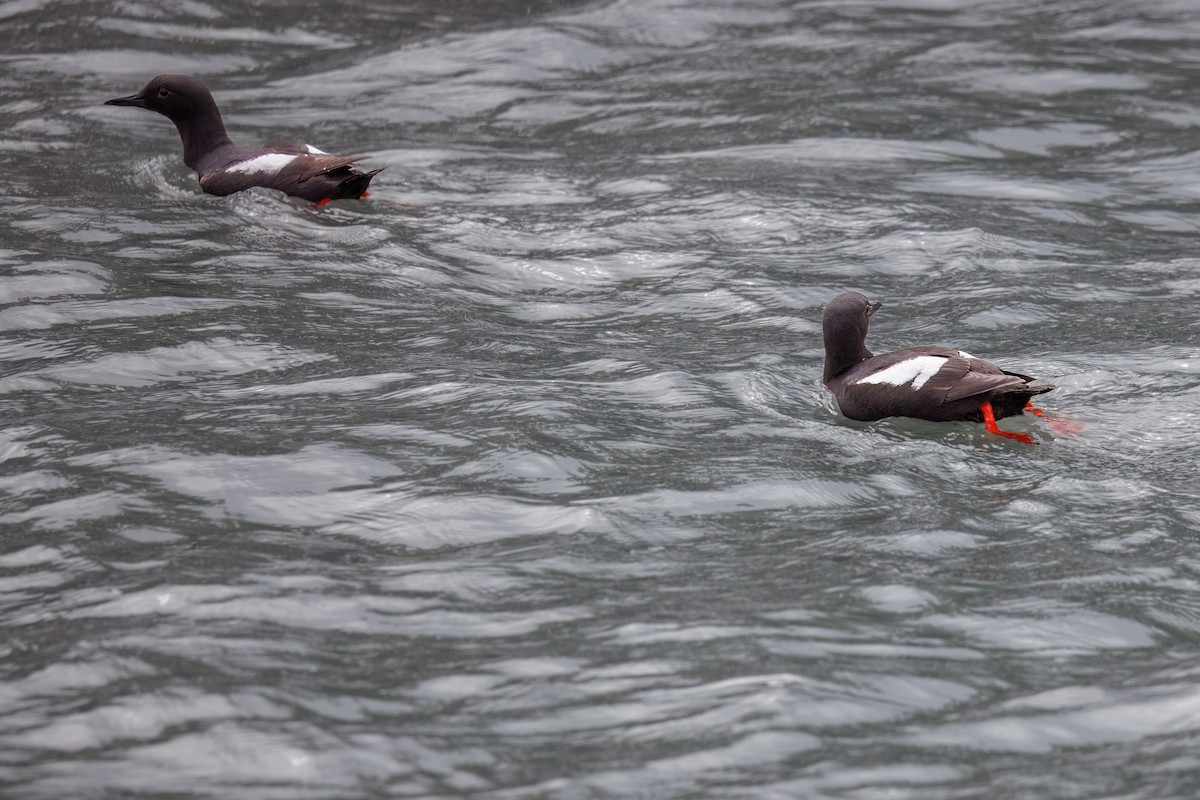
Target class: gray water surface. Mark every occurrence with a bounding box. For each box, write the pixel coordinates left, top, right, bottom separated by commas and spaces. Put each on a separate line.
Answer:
3, 0, 1200, 797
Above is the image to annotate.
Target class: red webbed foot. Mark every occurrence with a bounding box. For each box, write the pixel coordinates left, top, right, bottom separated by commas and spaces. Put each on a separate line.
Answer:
982, 401, 1036, 444
1024, 402, 1084, 436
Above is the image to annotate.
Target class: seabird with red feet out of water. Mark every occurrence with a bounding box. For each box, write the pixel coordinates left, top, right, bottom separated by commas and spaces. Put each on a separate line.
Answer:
822, 291, 1055, 444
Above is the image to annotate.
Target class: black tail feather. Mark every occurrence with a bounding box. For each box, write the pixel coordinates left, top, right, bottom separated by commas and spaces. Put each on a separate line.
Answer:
338, 168, 383, 199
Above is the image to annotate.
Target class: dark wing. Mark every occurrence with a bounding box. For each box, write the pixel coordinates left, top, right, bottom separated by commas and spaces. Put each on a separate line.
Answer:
260, 142, 370, 181
201, 151, 380, 201
838, 348, 1036, 422
929, 359, 1028, 402
273, 154, 380, 201
873, 346, 1025, 400
291, 155, 370, 184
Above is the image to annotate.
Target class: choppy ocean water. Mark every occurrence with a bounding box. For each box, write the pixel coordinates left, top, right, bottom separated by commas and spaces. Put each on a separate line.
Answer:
2, 0, 1200, 796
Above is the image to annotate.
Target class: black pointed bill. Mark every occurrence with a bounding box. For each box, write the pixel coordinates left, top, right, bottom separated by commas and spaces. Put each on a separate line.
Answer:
105, 93, 145, 108
868, 301, 883, 316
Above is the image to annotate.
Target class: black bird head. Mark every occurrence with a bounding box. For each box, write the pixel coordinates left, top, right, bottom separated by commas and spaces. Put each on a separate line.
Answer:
822, 292, 883, 383
105, 74, 219, 125
105, 74, 232, 170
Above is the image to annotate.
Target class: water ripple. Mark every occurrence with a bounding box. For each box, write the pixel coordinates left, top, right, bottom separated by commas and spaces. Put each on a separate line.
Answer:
4, 0, 1200, 797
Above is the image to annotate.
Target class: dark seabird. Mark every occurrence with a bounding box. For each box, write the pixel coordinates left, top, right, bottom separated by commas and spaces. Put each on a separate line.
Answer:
822, 291, 1054, 444
105, 74, 381, 203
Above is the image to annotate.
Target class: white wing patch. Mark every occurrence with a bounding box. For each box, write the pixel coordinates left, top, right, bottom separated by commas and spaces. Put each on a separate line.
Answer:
958, 350, 977, 360
305, 144, 328, 155
227, 153, 298, 175
858, 355, 947, 391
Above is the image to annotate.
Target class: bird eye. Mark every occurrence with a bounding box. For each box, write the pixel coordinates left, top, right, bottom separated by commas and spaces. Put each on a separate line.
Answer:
157, 87, 170, 99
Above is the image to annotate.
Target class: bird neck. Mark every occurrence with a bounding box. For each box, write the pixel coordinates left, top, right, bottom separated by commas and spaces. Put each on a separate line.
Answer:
174, 106, 233, 171
823, 330, 872, 384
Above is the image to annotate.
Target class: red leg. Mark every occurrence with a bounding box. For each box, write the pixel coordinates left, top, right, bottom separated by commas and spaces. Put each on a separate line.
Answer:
1046, 416, 1084, 436
981, 401, 1035, 444
1025, 401, 1084, 436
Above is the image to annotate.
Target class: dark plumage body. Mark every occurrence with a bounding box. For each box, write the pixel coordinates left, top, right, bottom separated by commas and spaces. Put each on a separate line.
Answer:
105, 74, 380, 202
822, 292, 1053, 440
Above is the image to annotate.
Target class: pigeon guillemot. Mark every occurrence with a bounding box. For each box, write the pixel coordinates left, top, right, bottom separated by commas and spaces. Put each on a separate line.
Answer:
822, 292, 1053, 444
105, 74, 381, 203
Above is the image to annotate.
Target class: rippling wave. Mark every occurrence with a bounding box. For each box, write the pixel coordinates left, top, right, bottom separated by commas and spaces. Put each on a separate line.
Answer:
3, 0, 1199, 797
